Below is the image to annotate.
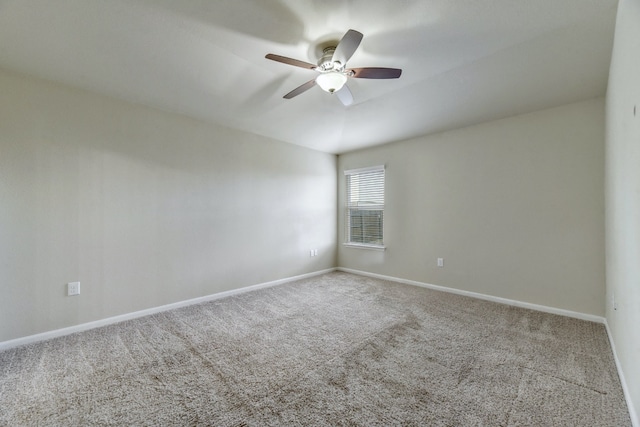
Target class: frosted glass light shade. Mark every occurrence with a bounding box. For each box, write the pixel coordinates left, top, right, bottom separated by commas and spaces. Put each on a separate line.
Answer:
316, 72, 347, 93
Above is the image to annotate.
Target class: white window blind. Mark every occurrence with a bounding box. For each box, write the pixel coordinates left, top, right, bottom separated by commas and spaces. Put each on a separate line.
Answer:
345, 165, 385, 247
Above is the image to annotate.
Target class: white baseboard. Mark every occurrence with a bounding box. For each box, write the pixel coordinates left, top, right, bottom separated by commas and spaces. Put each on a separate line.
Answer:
0, 268, 337, 352
337, 267, 605, 323
604, 320, 639, 427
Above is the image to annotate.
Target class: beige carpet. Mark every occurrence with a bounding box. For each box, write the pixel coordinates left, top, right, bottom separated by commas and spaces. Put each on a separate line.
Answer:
0, 272, 631, 426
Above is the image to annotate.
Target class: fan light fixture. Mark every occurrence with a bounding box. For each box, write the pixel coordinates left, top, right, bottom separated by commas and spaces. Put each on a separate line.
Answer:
316, 72, 347, 93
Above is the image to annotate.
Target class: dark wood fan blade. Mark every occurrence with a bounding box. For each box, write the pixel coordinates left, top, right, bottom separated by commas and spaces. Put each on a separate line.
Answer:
332, 29, 363, 66
349, 67, 402, 79
283, 79, 317, 99
335, 84, 353, 106
265, 54, 317, 70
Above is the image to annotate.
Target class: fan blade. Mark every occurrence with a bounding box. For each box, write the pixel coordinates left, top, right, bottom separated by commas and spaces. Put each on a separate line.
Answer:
283, 79, 316, 99
332, 29, 363, 66
335, 85, 353, 106
348, 67, 402, 79
265, 54, 317, 70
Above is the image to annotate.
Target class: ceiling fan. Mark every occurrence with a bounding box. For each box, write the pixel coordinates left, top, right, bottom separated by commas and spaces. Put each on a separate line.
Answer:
265, 29, 402, 106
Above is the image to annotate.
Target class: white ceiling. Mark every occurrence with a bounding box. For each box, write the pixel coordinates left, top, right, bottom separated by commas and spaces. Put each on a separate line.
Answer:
0, 0, 618, 154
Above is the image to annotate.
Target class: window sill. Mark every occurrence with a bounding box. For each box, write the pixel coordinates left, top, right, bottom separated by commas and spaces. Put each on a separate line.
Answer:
343, 243, 386, 251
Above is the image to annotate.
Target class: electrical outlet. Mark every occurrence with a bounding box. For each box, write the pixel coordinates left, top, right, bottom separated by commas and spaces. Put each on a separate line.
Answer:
314, 249, 318, 256
67, 282, 80, 296
437, 258, 444, 267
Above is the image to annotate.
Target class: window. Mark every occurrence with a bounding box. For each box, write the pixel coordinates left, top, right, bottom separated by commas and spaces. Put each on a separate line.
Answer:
344, 165, 385, 248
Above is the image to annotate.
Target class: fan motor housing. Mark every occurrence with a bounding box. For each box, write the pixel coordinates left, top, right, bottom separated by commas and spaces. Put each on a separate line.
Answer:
318, 47, 341, 71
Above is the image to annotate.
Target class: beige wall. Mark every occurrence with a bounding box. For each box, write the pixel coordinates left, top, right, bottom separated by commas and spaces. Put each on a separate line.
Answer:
606, 0, 640, 422
0, 69, 337, 343
339, 98, 605, 316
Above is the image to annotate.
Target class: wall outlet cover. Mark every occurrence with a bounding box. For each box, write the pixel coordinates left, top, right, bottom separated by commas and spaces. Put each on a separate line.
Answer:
67, 282, 80, 296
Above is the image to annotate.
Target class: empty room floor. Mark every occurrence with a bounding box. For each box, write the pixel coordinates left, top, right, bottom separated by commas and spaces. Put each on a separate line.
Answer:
0, 272, 631, 425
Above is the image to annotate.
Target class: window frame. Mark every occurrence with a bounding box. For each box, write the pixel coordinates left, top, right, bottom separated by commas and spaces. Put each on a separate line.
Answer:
343, 165, 386, 250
